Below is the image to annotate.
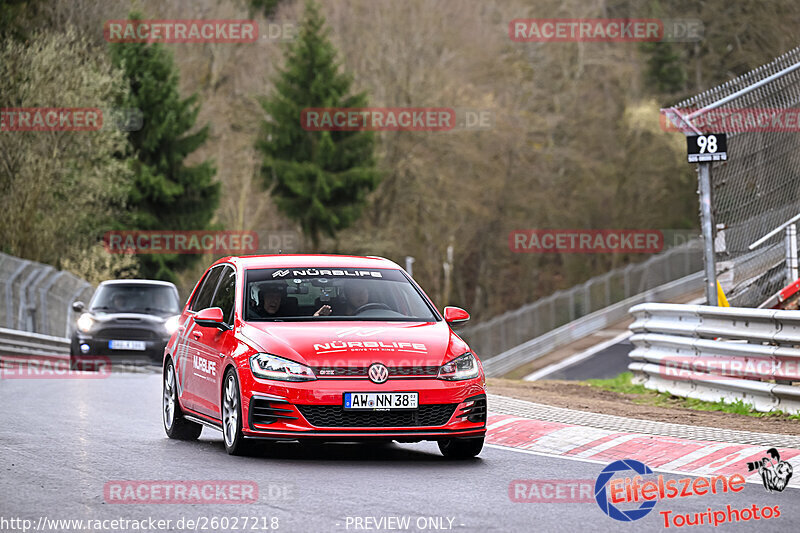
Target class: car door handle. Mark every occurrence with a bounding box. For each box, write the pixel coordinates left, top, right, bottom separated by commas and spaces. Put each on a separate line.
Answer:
192, 331, 203, 340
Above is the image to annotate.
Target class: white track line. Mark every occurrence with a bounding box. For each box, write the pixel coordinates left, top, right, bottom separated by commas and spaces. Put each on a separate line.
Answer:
523, 331, 632, 381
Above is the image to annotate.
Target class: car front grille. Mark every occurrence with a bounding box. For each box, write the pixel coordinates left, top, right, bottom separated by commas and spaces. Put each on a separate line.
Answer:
313, 366, 439, 378
296, 404, 457, 428
94, 328, 159, 340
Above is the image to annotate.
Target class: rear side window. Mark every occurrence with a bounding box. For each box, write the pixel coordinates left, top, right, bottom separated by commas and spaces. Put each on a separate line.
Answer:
211, 266, 236, 324
191, 266, 223, 311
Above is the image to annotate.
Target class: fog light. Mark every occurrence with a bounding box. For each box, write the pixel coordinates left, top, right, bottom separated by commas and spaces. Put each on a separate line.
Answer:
80, 343, 90, 354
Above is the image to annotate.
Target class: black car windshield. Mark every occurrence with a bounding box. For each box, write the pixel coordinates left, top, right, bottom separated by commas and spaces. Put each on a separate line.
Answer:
245, 268, 438, 322
90, 284, 180, 314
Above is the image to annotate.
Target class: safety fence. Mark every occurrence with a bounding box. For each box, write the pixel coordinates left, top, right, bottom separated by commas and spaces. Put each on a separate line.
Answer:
0, 252, 94, 337
460, 240, 704, 360
629, 303, 800, 414
663, 45, 800, 307
480, 271, 704, 377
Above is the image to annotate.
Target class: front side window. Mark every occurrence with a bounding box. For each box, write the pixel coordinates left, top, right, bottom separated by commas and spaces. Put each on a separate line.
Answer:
191, 266, 223, 312
211, 266, 236, 324
244, 268, 438, 322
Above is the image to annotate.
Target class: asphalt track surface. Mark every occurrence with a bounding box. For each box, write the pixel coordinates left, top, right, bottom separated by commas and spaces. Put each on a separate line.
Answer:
544, 339, 634, 381
1, 373, 798, 532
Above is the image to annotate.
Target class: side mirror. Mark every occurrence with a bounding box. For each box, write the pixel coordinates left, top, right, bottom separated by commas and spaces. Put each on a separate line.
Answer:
444, 306, 470, 325
72, 301, 84, 312
194, 307, 228, 330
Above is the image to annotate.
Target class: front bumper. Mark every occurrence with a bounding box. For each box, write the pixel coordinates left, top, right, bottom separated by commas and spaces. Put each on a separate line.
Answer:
238, 372, 487, 441
71, 333, 167, 364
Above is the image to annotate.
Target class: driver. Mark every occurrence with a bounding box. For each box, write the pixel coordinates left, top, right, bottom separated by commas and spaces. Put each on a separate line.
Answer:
111, 293, 127, 310
343, 281, 369, 314
315, 280, 370, 316
249, 282, 286, 318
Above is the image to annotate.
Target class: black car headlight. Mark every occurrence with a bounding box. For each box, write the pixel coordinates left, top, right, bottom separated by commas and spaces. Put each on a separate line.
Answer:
437, 352, 480, 381
249, 353, 316, 382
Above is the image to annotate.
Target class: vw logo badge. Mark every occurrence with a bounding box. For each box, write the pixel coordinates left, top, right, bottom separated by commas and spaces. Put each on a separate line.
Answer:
368, 363, 389, 384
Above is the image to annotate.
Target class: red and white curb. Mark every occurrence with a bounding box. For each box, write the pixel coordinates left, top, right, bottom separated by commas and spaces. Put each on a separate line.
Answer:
486, 413, 800, 488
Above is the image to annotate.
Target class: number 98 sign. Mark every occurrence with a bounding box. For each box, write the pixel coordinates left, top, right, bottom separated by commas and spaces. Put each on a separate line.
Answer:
687, 133, 727, 163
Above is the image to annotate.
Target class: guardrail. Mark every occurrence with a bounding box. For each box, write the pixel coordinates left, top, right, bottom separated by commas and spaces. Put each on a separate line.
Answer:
0, 326, 70, 362
628, 303, 800, 414
480, 271, 704, 377
460, 240, 704, 358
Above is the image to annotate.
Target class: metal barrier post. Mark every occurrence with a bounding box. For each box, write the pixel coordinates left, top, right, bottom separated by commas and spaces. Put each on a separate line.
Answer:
786, 224, 798, 284
698, 162, 718, 306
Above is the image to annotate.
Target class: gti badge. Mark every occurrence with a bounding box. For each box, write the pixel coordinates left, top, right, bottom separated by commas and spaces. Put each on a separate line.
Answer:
368, 363, 389, 384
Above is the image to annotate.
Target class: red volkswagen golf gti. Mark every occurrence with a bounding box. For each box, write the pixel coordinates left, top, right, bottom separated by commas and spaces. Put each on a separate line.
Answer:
162, 255, 487, 457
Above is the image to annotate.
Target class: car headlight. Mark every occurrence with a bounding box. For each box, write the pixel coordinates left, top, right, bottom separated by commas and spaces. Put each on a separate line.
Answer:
249, 353, 316, 382
76, 313, 94, 333
437, 352, 480, 381
164, 315, 181, 335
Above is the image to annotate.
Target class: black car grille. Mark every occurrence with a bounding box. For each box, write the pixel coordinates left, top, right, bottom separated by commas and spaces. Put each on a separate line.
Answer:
249, 398, 298, 426
95, 328, 158, 340
296, 404, 457, 428
313, 366, 439, 378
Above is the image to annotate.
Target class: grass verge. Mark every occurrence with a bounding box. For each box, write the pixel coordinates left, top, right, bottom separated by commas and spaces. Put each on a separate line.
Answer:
587, 372, 800, 421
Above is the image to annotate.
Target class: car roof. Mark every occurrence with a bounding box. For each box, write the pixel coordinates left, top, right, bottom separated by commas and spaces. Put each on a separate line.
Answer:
213, 254, 403, 271
98, 279, 177, 288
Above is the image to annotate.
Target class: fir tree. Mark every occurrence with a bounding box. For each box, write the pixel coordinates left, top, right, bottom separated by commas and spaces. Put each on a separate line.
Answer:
256, 0, 380, 249
110, 13, 220, 281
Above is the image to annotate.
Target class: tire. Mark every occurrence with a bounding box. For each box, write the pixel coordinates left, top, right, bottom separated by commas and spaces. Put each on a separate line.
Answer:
221, 368, 252, 455
438, 437, 484, 459
163, 359, 202, 441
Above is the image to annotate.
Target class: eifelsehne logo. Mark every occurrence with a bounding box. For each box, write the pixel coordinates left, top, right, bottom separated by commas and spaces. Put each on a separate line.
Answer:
595, 459, 783, 528
747, 448, 794, 493
595, 459, 657, 521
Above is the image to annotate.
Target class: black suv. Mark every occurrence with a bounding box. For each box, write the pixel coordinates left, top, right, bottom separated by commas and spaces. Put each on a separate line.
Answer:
70, 280, 181, 366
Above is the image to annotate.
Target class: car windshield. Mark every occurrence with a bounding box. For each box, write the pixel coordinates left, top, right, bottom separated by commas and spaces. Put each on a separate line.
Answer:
90, 284, 180, 314
244, 267, 438, 322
